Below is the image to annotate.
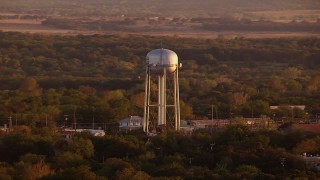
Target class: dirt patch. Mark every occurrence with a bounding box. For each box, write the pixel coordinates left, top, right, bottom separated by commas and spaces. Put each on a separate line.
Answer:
0, 19, 42, 24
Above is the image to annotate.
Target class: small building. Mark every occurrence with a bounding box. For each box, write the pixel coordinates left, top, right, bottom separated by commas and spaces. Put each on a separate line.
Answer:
270, 105, 306, 110
0, 124, 9, 133
59, 129, 75, 139
301, 153, 320, 172
119, 116, 143, 131
59, 128, 105, 139
188, 119, 231, 130
79, 129, 105, 136
187, 118, 274, 131
180, 120, 194, 132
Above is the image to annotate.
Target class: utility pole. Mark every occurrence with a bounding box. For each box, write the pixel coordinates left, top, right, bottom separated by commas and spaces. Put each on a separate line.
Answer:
280, 157, 286, 170
45, 114, 48, 127
64, 115, 69, 127
92, 116, 95, 129
291, 107, 294, 122
215, 106, 218, 119
73, 110, 77, 131
15, 114, 17, 126
211, 105, 214, 120
251, 108, 254, 118
8, 115, 12, 132
211, 104, 213, 133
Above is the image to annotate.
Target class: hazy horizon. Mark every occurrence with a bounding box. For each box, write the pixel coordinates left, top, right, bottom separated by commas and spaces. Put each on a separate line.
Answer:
1, 0, 320, 17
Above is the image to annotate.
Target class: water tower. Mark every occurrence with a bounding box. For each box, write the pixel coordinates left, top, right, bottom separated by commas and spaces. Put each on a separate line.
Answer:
143, 49, 181, 133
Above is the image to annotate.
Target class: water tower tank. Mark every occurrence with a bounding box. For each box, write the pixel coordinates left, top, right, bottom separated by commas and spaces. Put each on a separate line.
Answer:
144, 48, 181, 133
146, 49, 178, 74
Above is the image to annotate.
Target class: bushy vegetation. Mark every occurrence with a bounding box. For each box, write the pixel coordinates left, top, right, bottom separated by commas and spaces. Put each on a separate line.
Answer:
39, 17, 320, 33
0, 126, 319, 179
0, 32, 319, 126
0, 28, 319, 178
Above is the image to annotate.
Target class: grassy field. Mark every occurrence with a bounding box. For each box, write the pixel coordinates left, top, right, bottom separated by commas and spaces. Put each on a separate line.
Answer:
247, 10, 320, 23
1, 10, 320, 39
1, 22, 319, 39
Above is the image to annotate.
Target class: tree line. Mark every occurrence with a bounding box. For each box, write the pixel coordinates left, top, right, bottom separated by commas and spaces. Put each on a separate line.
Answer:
0, 30, 319, 179
0, 32, 319, 125
0, 125, 319, 179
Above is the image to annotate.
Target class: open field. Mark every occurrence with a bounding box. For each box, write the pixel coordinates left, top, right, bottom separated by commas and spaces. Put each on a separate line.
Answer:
139, 31, 320, 39
1, 8, 320, 38
0, 22, 85, 35
247, 10, 320, 23
1, 20, 320, 39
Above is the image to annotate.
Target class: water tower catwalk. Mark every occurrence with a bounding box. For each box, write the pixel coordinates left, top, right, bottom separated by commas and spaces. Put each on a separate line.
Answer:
143, 49, 181, 133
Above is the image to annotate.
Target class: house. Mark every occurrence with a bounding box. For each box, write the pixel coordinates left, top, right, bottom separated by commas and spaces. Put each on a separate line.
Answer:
119, 116, 143, 131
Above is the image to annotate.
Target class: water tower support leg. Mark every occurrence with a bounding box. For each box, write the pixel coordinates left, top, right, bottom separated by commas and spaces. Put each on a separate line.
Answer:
143, 68, 150, 133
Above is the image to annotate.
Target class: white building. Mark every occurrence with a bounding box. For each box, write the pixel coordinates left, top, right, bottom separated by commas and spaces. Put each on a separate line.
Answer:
0, 125, 9, 132
59, 128, 105, 139
270, 105, 306, 110
179, 120, 194, 132
119, 116, 143, 131
301, 153, 320, 172
188, 119, 231, 129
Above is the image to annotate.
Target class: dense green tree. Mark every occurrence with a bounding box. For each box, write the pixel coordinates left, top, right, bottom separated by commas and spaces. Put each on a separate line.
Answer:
115, 167, 151, 180
20, 77, 42, 97
293, 138, 320, 154
234, 165, 261, 179
52, 151, 85, 169
14, 153, 52, 180
0, 32, 319, 179
96, 158, 133, 178
67, 137, 94, 158
45, 166, 98, 180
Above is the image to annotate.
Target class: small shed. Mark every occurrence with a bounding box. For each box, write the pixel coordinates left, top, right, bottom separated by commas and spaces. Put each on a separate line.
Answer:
119, 116, 143, 131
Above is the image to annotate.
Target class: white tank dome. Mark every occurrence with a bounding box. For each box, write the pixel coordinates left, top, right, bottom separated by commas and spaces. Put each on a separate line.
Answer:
146, 49, 178, 74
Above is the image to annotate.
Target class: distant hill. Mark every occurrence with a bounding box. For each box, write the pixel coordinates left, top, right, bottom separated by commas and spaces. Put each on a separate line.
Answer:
1, 0, 320, 17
